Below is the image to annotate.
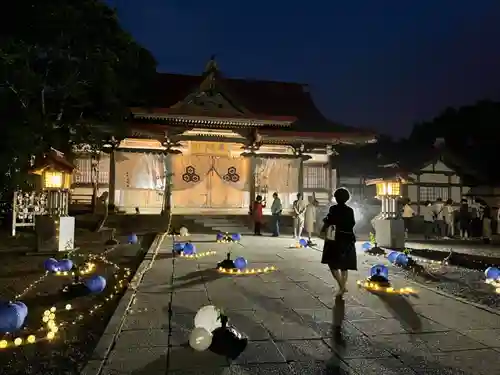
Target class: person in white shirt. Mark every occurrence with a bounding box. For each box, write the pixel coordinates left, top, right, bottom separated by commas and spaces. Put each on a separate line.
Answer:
292, 193, 307, 238
443, 199, 455, 238
402, 201, 415, 238
432, 198, 445, 238
422, 201, 434, 239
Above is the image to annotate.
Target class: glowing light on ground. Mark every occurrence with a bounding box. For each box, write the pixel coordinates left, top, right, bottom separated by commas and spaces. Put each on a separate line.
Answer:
217, 266, 276, 275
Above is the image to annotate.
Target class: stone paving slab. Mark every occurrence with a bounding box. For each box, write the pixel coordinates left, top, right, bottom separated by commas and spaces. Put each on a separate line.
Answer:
83, 234, 500, 375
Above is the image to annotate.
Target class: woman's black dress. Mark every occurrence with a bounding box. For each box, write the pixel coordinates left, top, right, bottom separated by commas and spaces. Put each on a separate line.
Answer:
321, 203, 357, 270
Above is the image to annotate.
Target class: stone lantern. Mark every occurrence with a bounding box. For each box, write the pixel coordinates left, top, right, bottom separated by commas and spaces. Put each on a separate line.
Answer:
366, 176, 409, 249
31, 148, 76, 252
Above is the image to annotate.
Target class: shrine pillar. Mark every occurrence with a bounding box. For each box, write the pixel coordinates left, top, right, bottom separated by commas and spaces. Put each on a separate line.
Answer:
298, 157, 304, 196
249, 155, 257, 213
108, 150, 116, 208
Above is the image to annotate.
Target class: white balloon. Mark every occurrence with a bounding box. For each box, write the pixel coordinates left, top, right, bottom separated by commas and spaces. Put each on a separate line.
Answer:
189, 327, 213, 351
194, 305, 222, 333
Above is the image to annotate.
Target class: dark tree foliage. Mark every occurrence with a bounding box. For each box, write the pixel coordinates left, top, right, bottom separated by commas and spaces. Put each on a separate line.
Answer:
409, 100, 500, 179
0, 0, 157, 194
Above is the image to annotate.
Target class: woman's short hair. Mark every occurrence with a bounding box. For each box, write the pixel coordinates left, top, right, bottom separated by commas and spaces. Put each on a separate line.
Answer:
334, 188, 350, 204
256, 195, 262, 201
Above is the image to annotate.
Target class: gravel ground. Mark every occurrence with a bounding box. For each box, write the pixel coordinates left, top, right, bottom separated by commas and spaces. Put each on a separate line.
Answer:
0, 231, 156, 375
366, 247, 500, 311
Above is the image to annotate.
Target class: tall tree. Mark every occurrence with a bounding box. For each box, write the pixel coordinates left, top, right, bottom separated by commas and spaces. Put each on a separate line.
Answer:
409, 100, 500, 179
0, 0, 157, 194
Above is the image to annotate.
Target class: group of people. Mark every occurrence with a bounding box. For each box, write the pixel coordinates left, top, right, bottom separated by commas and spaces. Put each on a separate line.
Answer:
402, 198, 495, 241
252, 192, 318, 240
252, 188, 357, 297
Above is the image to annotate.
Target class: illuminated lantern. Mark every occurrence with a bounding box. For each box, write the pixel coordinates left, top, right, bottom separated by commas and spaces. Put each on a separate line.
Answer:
234, 257, 247, 270
44, 258, 60, 273
183, 243, 196, 255
210, 324, 248, 360
0, 302, 27, 333
231, 233, 241, 242
84, 275, 107, 294
362, 242, 372, 251
12, 302, 28, 322
57, 259, 73, 272
485, 267, 500, 280
194, 305, 223, 333
189, 327, 213, 351
395, 253, 409, 267
216, 233, 224, 241
128, 234, 138, 244
369, 264, 389, 280
298, 238, 308, 247
387, 251, 400, 263
173, 242, 185, 253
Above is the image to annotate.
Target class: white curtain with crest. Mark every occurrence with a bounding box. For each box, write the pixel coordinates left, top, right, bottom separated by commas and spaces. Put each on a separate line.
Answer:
213, 157, 249, 191
171, 155, 214, 191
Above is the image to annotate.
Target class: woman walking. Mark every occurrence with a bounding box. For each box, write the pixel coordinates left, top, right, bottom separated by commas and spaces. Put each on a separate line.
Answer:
253, 195, 265, 235
321, 188, 357, 297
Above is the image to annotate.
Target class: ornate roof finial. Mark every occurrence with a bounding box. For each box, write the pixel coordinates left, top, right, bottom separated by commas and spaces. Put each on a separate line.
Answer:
204, 54, 218, 76
202, 55, 219, 93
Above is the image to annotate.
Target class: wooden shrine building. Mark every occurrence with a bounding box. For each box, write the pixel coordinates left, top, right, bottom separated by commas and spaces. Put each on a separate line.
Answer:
72, 58, 376, 214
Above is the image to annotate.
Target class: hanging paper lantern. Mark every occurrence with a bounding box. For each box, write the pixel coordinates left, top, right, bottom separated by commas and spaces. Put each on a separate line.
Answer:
189, 327, 213, 351
0, 302, 27, 333
57, 259, 73, 272
234, 257, 247, 270
387, 251, 400, 263
395, 253, 409, 267
298, 238, 308, 247
128, 234, 138, 244
485, 267, 500, 280
231, 233, 241, 242
216, 233, 224, 241
369, 264, 389, 279
194, 305, 223, 333
44, 258, 60, 273
84, 275, 107, 294
173, 242, 185, 253
362, 242, 372, 251
183, 243, 196, 255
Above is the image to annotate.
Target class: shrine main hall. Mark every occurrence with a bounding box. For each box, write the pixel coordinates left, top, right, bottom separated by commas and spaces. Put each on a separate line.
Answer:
71, 59, 375, 215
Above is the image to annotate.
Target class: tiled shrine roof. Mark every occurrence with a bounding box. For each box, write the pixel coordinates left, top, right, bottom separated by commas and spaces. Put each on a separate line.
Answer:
131, 71, 375, 141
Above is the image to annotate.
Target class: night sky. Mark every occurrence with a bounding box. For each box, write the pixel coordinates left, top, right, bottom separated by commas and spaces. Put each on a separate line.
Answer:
106, 0, 500, 138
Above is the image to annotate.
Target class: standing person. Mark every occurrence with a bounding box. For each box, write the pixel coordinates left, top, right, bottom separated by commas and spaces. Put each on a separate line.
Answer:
320, 188, 357, 297
443, 199, 455, 239
432, 198, 445, 239
422, 201, 434, 239
458, 198, 471, 239
270, 192, 282, 237
470, 199, 481, 238
292, 193, 307, 238
402, 200, 415, 239
482, 205, 492, 244
304, 196, 317, 242
252, 195, 265, 236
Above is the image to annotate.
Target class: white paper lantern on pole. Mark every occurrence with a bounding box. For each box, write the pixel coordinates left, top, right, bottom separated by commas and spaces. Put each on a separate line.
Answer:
189, 327, 213, 351
194, 305, 222, 333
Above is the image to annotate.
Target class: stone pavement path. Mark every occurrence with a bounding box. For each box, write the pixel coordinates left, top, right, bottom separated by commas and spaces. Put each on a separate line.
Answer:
82, 234, 500, 375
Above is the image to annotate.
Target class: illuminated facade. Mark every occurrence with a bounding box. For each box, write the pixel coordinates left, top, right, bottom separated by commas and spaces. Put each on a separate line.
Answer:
71, 59, 375, 214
